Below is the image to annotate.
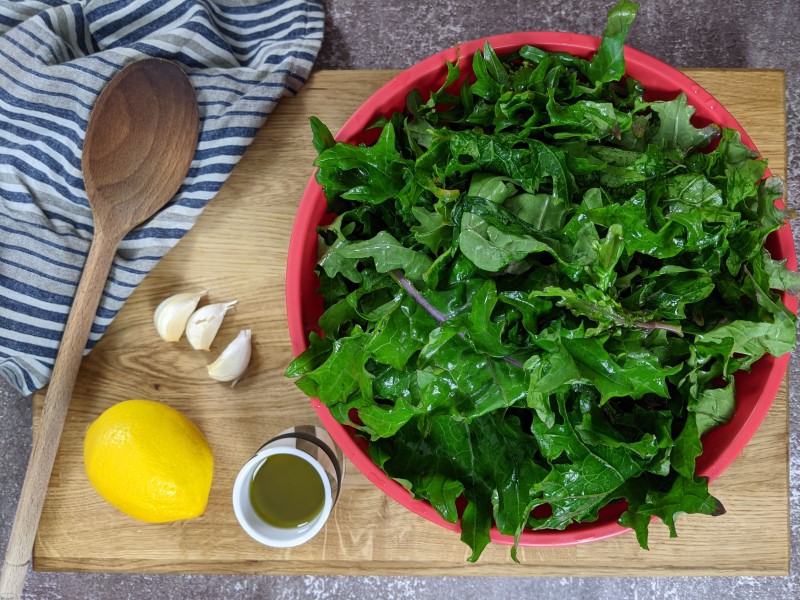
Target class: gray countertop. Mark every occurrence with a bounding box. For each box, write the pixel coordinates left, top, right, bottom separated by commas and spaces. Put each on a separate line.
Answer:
2, 1, 799, 598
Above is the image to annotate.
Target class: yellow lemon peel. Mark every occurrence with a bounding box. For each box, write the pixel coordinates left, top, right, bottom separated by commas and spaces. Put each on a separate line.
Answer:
83, 399, 214, 523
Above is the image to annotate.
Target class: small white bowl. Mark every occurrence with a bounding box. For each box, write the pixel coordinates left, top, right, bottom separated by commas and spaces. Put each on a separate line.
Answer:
232, 425, 344, 548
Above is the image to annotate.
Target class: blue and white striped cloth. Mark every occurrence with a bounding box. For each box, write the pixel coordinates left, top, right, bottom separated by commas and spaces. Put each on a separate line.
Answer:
0, 0, 324, 396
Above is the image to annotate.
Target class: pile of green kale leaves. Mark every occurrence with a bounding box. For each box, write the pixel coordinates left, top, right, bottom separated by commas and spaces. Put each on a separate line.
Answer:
286, 0, 798, 561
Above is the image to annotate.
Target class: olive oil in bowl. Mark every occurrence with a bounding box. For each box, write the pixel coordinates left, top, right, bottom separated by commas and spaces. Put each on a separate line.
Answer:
232, 426, 343, 547
249, 453, 325, 528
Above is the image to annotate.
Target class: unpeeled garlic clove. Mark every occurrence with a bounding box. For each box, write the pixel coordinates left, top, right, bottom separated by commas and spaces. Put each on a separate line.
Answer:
154, 290, 207, 342
186, 300, 238, 350
207, 329, 251, 386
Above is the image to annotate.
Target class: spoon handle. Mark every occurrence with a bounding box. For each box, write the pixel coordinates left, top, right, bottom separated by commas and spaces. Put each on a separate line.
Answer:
0, 231, 120, 600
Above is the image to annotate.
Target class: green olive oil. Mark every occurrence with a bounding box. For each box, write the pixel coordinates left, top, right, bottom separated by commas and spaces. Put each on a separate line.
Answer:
249, 454, 325, 528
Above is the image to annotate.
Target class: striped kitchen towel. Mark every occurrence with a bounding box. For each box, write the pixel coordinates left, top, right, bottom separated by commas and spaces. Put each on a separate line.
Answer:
0, 0, 325, 396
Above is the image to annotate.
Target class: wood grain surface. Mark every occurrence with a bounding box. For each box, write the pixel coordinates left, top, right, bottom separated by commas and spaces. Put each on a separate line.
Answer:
32, 69, 789, 577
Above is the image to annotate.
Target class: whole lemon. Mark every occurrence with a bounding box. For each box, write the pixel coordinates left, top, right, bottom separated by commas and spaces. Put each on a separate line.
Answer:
83, 399, 214, 523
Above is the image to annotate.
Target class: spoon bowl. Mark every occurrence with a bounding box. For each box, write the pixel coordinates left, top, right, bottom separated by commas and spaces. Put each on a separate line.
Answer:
0, 58, 199, 600
83, 59, 199, 234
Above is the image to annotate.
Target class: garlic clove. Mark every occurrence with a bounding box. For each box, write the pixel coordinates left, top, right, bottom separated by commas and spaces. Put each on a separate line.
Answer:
207, 329, 251, 386
154, 290, 207, 342
186, 300, 238, 351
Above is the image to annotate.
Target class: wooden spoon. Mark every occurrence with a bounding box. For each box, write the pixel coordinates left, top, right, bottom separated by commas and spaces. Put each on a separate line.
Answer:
0, 58, 199, 599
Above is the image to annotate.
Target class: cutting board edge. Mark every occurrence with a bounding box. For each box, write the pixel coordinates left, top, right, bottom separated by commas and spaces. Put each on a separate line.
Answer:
30, 557, 790, 577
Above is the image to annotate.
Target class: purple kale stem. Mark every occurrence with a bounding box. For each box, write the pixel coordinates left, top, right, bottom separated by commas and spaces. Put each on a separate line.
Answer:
390, 270, 524, 369
390, 270, 447, 323
636, 320, 684, 337
503, 356, 524, 368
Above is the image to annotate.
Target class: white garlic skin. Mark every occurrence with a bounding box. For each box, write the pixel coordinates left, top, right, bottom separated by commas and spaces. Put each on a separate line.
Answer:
185, 300, 238, 351
207, 329, 252, 386
154, 291, 207, 342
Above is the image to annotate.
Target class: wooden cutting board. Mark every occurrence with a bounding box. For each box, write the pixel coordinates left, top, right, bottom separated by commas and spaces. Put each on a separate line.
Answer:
32, 69, 789, 576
